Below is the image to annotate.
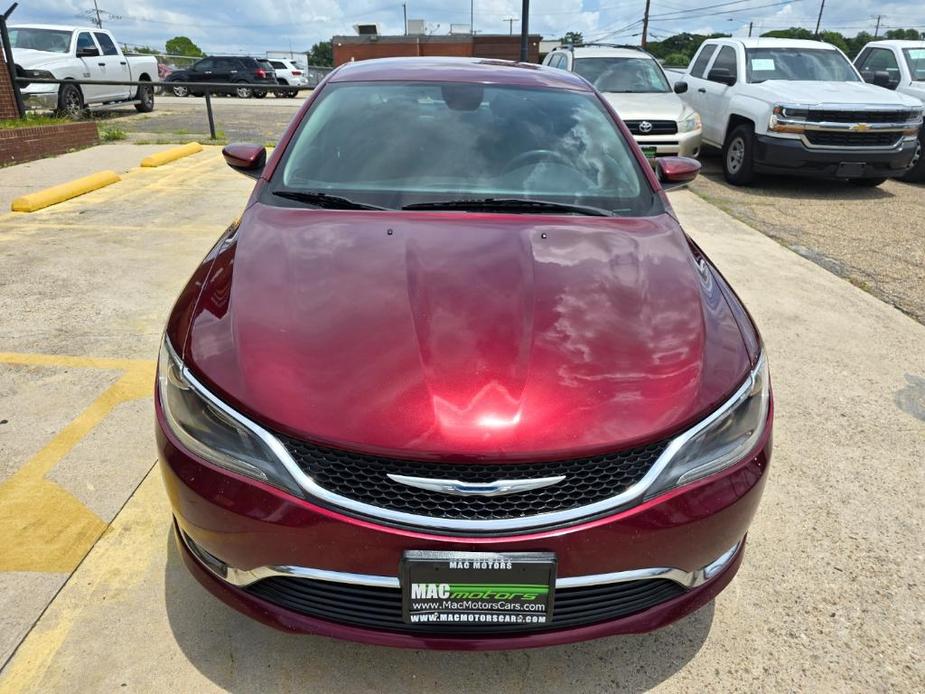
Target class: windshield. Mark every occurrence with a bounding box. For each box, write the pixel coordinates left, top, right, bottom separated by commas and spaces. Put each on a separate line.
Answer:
274, 81, 656, 216
9, 28, 72, 53
573, 57, 670, 93
746, 48, 859, 83
904, 48, 925, 81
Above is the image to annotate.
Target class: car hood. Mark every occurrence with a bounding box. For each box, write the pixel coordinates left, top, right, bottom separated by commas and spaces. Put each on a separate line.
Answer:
11, 48, 71, 70
601, 91, 691, 121
747, 80, 922, 108
183, 204, 751, 461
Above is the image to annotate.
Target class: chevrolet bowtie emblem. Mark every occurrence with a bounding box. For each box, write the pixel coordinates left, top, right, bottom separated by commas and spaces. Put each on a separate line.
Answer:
387, 474, 566, 497
851, 123, 872, 132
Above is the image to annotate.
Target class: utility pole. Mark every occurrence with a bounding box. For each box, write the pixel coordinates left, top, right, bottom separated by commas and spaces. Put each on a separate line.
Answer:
641, 0, 652, 49
92, 0, 102, 28
814, 0, 826, 36
748, 21, 753, 37
470, 0, 474, 34
874, 15, 881, 38
402, 3, 407, 35
505, 17, 517, 35
519, 0, 530, 61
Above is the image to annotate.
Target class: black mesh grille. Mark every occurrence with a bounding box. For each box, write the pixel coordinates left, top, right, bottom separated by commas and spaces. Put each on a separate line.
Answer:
806, 109, 915, 123
246, 576, 685, 634
279, 436, 668, 521
624, 120, 678, 135
805, 131, 902, 147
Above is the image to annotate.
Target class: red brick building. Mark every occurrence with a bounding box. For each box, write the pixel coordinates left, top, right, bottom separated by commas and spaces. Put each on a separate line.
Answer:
332, 34, 542, 67
0, 42, 21, 119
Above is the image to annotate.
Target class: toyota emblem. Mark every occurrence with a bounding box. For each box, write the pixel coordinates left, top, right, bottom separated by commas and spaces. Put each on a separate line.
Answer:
638, 121, 654, 133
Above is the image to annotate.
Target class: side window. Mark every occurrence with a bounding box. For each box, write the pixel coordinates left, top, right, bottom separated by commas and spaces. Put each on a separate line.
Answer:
76, 32, 97, 56
712, 46, 738, 77
859, 48, 900, 83
194, 59, 214, 72
690, 44, 717, 78
270, 61, 285, 69
94, 32, 119, 56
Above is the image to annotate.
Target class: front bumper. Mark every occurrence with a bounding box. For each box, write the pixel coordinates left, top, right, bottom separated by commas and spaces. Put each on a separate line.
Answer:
157, 393, 771, 649
635, 128, 702, 157
754, 134, 918, 178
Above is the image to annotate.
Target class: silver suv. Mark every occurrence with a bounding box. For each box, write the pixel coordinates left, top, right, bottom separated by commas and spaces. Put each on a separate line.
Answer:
544, 44, 702, 159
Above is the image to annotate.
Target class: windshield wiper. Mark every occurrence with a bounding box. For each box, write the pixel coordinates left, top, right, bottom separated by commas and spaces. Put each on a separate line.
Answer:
402, 198, 614, 216
272, 190, 386, 211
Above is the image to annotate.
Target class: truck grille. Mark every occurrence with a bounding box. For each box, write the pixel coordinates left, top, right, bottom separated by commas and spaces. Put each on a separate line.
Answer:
623, 120, 678, 135
805, 131, 902, 148
806, 109, 917, 124
279, 435, 668, 521
246, 575, 685, 634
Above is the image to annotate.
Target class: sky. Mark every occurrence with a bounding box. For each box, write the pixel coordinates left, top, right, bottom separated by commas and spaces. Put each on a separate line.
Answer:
13, 0, 925, 55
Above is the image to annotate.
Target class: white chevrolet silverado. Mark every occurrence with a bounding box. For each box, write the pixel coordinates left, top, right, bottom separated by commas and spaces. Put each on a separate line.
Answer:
10, 24, 158, 116
674, 37, 923, 186
854, 40, 925, 181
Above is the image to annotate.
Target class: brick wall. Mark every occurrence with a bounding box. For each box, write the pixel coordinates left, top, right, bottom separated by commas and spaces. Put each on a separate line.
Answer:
0, 35, 20, 119
0, 122, 99, 166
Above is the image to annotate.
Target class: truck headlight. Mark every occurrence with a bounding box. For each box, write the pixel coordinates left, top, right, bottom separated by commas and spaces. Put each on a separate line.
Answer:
678, 111, 701, 133
16, 68, 55, 89
157, 337, 304, 497
769, 105, 807, 133
644, 352, 770, 499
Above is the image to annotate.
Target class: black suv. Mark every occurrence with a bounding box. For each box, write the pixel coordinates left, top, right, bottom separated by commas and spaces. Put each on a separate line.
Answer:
166, 56, 278, 98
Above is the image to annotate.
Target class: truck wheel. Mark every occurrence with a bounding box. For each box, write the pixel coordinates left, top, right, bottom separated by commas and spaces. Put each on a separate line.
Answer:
135, 81, 155, 113
56, 82, 86, 119
171, 84, 189, 97
849, 177, 887, 187
253, 89, 267, 99
900, 135, 925, 183
722, 125, 756, 186
235, 85, 253, 99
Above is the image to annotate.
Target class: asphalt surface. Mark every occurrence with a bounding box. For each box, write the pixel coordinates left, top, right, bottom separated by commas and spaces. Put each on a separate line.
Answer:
689, 151, 925, 324
0, 146, 922, 692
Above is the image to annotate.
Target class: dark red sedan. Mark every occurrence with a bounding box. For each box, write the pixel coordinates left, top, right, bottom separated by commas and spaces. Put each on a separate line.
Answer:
157, 57, 772, 650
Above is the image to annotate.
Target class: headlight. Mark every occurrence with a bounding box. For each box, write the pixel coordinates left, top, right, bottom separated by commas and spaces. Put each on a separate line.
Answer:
16, 67, 55, 89
157, 338, 304, 496
769, 104, 807, 134
678, 111, 701, 133
644, 352, 770, 499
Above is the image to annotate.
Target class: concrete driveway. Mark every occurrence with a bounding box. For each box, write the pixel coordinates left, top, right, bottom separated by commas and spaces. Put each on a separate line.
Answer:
0, 148, 922, 692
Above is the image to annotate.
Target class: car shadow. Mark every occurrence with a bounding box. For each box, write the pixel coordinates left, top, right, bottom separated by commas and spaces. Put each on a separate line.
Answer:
163, 534, 715, 693
696, 149, 897, 201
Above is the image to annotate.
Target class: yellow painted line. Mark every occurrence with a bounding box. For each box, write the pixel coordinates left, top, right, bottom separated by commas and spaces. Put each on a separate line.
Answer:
10, 171, 121, 213
0, 362, 155, 573
140, 142, 204, 167
0, 352, 154, 370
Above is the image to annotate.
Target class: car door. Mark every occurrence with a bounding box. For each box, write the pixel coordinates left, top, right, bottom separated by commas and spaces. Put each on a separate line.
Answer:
699, 44, 739, 145
189, 58, 216, 91
683, 43, 718, 120
856, 47, 902, 90
74, 31, 107, 102
93, 31, 130, 100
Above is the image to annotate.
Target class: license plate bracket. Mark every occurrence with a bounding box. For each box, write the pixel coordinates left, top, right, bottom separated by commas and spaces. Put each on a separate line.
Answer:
400, 550, 557, 626
836, 161, 867, 178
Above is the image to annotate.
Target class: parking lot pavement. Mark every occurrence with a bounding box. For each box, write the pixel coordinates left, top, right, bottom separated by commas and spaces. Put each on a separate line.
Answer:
1, 165, 923, 690
690, 152, 925, 324
97, 93, 308, 144
0, 146, 252, 667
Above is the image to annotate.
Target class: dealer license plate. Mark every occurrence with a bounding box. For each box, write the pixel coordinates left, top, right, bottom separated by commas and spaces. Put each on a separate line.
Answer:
641, 146, 658, 160
401, 551, 556, 626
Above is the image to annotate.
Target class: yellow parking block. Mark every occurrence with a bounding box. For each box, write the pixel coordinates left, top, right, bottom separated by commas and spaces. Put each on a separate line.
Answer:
11, 171, 121, 213
140, 142, 204, 167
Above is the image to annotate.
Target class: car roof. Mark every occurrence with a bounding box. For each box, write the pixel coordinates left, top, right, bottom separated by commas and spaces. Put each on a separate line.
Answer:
714, 37, 840, 50
9, 24, 90, 32
329, 57, 592, 90
864, 40, 925, 48
563, 46, 651, 59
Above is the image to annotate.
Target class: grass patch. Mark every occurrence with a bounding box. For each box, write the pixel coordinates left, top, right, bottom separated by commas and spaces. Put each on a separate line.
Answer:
98, 125, 127, 142
0, 113, 70, 129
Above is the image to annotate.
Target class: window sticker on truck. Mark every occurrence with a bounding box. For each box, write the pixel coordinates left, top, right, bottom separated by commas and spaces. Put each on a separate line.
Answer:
908, 49, 925, 60
751, 58, 775, 71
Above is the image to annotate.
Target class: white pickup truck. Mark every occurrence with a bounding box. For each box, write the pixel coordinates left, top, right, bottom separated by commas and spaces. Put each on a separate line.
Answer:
673, 37, 923, 186
854, 40, 925, 181
10, 24, 158, 116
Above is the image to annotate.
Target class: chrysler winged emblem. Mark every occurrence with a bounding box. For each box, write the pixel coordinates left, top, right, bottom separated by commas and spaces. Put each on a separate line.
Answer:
387, 474, 566, 497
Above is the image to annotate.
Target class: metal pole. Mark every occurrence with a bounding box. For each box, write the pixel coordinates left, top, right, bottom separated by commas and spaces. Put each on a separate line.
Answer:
814, 0, 826, 36
641, 0, 651, 49
204, 89, 216, 140
748, 21, 753, 37
92, 0, 103, 28
874, 15, 881, 38
470, 0, 474, 34
519, 0, 529, 62
0, 4, 25, 118
403, 3, 407, 35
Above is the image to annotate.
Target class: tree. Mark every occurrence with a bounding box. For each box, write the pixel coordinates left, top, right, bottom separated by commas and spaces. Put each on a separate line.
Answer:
647, 32, 729, 63
561, 31, 583, 46
761, 27, 815, 40
307, 41, 332, 66
884, 28, 922, 40
165, 36, 204, 57
819, 31, 848, 53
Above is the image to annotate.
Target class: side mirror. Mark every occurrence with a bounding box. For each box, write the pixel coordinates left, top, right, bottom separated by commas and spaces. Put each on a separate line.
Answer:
223, 144, 267, 179
707, 67, 736, 86
871, 70, 894, 89
673, 80, 689, 94
657, 156, 701, 190
77, 46, 100, 58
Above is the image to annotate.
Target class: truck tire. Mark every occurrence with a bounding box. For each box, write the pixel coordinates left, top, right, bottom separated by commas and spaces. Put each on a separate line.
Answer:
900, 134, 925, 183
135, 80, 155, 113
253, 89, 267, 99
170, 84, 189, 97
849, 177, 887, 187
722, 124, 756, 186
56, 82, 86, 119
